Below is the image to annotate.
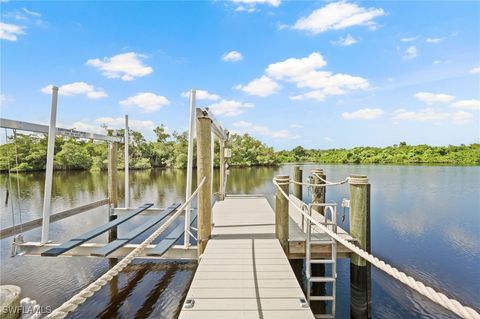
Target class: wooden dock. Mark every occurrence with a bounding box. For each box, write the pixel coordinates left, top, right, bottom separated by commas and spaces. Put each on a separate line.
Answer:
179, 195, 315, 319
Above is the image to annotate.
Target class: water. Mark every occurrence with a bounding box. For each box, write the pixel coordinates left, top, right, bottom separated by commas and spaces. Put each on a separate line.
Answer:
1, 165, 479, 318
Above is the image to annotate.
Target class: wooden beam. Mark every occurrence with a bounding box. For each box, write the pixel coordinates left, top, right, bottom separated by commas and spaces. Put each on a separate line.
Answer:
274, 175, 289, 254
0, 199, 109, 239
196, 114, 212, 255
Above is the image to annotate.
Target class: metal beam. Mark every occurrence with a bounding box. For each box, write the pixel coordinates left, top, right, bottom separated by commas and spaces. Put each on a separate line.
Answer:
0, 118, 123, 143
196, 108, 228, 141
0, 199, 109, 239
18, 243, 198, 259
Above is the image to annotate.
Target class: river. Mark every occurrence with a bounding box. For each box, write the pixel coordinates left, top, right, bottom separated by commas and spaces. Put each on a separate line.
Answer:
0, 164, 479, 318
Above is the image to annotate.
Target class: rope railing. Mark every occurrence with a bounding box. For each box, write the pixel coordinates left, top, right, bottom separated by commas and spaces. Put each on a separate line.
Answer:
273, 178, 480, 319
45, 176, 207, 319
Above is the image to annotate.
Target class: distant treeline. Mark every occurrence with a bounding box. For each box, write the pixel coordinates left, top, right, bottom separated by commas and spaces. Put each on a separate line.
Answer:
277, 143, 480, 165
0, 127, 478, 172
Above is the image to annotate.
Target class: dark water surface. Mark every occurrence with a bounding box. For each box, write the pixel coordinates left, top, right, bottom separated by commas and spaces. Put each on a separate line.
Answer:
1, 165, 479, 318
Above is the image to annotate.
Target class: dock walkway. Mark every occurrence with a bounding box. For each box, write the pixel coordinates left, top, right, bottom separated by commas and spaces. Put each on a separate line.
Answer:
179, 195, 314, 319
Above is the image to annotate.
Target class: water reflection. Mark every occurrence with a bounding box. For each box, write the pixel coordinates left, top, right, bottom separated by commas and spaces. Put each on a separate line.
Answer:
0, 165, 479, 318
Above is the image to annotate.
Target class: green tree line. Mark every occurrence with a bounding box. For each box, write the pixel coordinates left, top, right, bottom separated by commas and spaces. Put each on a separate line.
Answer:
0, 126, 277, 172
0, 127, 478, 173
276, 142, 480, 165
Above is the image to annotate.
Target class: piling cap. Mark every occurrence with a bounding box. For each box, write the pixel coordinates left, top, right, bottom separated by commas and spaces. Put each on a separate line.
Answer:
348, 175, 369, 185
274, 175, 290, 184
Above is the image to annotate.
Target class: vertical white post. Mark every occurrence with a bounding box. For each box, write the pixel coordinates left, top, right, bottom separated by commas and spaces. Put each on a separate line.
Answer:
41, 86, 59, 244
184, 89, 196, 248
124, 115, 129, 209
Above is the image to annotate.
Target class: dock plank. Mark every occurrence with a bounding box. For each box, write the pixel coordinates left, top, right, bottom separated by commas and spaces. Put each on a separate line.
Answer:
179, 196, 314, 319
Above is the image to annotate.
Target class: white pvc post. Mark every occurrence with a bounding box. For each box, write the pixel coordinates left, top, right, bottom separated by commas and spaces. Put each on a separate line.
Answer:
124, 115, 129, 209
184, 89, 196, 248
41, 86, 59, 243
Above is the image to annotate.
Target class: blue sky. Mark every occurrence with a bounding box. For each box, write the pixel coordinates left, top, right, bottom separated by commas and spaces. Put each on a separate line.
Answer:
1, 0, 479, 150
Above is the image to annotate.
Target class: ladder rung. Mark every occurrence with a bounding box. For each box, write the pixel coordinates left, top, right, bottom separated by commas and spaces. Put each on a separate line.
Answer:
310, 240, 335, 244
309, 277, 335, 282
309, 296, 334, 301
309, 259, 335, 264
315, 314, 335, 319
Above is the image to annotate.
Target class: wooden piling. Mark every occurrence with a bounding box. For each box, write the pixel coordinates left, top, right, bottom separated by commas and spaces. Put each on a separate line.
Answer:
349, 174, 372, 319
274, 175, 289, 254
108, 141, 118, 242
108, 142, 118, 207
219, 140, 226, 201
293, 166, 302, 200
196, 115, 213, 256
311, 169, 326, 206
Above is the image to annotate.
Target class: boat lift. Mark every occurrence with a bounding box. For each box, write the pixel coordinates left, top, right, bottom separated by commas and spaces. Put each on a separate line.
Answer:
1, 87, 229, 260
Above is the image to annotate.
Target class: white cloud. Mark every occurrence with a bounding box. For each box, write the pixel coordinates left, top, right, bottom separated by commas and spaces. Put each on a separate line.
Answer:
292, 1, 385, 34
181, 89, 220, 101
86, 52, 153, 81
414, 92, 455, 104
341, 108, 384, 120
235, 75, 280, 97
41, 82, 107, 99
331, 34, 358, 46
290, 90, 326, 102
0, 94, 6, 105
22, 8, 41, 17
0, 22, 25, 41
290, 124, 304, 129
393, 108, 450, 121
222, 51, 243, 62
207, 99, 254, 117
266, 52, 327, 80
470, 67, 480, 74
233, 121, 293, 138
94, 117, 156, 132
323, 137, 333, 143
400, 36, 418, 42
231, 0, 280, 11
119, 92, 170, 113
426, 37, 443, 43
404, 46, 418, 59
452, 111, 474, 125
452, 99, 480, 110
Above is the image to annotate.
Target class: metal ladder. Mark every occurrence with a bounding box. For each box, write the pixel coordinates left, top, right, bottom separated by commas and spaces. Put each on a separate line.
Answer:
305, 203, 338, 319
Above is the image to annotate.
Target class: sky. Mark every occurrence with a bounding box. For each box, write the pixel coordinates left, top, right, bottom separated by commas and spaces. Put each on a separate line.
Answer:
0, 0, 479, 150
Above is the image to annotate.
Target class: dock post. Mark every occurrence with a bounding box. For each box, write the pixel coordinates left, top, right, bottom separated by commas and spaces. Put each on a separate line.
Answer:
196, 112, 212, 256
311, 169, 326, 206
41, 86, 58, 244
293, 166, 302, 200
108, 140, 118, 242
349, 175, 372, 319
274, 175, 289, 254
219, 140, 226, 200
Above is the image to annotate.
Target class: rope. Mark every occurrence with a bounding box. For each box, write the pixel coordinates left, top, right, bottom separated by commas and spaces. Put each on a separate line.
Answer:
273, 179, 480, 319
46, 177, 207, 319
312, 171, 350, 185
